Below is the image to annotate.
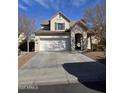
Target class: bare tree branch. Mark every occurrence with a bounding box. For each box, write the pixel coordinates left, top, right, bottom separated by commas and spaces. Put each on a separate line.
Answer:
18, 14, 36, 52
18, 14, 36, 38
84, 2, 106, 42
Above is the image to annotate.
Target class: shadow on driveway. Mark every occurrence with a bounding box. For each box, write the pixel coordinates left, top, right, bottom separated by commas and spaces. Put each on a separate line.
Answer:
96, 58, 106, 65
63, 62, 106, 92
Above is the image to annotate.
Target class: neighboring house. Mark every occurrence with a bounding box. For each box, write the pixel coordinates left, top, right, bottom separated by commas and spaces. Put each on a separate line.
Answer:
18, 32, 35, 43
88, 28, 101, 45
35, 12, 94, 52
18, 32, 26, 46
91, 36, 100, 44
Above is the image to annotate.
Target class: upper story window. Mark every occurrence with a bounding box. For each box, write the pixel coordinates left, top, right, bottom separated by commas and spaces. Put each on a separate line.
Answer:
55, 23, 65, 30
59, 14, 62, 18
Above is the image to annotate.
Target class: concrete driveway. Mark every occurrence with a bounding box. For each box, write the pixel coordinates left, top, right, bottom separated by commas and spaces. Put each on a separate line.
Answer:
19, 52, 105, 93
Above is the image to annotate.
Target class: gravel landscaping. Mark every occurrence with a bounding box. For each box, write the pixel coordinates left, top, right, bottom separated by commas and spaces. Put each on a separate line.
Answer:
84, 52, 106, 65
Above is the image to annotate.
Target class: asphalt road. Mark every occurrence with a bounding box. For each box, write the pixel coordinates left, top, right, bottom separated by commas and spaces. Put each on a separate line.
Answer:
19, 82, 105, 93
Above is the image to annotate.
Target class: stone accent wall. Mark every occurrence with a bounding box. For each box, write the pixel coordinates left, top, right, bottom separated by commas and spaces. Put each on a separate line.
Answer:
70, 24, 87, 51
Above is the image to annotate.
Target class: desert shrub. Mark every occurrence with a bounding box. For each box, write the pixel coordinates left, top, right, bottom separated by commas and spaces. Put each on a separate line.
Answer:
92, 44, 105, 51
97, 45, 105, 51
65, 29, 70, 32
19, 41, 35, 52
99, 39, 106, 46
92, 44, 97, 51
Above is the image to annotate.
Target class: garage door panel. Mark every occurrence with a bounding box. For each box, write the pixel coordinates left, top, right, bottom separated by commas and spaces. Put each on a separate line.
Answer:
39, 38, 70, 51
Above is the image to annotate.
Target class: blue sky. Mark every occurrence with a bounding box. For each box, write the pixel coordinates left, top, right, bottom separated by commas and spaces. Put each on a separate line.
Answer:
18, 0, 105, 29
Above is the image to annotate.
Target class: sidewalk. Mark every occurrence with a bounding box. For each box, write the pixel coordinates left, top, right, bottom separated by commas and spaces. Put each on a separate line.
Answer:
18, 52, 36, 68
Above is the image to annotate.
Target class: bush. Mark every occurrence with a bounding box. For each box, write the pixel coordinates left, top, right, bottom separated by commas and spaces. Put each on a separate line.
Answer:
92, 44, 105, 51
97, 45, 105, 51
92, 44, 97, 51
99, 39, 106, 46
65, 29, 70, 32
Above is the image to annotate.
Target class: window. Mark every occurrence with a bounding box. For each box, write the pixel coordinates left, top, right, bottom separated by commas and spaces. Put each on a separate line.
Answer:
55, 23, 57, 30
55, 23, 65, 30
59, 14, 61, 18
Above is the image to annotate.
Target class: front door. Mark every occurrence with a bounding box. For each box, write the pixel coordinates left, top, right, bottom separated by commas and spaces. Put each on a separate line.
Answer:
75, 34, 82, 50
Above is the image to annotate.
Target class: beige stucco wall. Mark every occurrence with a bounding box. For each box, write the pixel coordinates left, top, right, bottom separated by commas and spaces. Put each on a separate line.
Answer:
87, 37, 91, 49
91, 36, 99, 44
50, 14, 70, 31
35, 36, 40, 52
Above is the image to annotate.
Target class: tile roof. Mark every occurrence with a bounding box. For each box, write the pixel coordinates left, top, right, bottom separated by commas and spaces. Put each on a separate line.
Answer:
41, 20, 50, 25
35, 30, 70, 36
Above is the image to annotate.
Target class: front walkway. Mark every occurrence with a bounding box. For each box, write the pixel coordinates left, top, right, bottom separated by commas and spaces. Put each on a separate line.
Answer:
19, 52, 105, 93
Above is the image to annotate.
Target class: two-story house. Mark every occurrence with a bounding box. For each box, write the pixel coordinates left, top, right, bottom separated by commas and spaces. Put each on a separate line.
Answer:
35, 12, 93, 52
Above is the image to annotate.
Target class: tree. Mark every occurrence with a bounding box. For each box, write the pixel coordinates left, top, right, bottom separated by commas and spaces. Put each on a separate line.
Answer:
18, 14, 36, 53
84, 1, 106, 44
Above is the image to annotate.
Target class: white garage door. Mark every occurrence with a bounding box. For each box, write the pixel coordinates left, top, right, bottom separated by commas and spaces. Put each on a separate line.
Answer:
39, 36, 70, 51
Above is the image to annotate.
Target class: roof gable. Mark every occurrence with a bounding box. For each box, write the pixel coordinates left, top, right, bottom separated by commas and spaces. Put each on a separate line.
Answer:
70, 19, 88, 30
50, 12, 70, 22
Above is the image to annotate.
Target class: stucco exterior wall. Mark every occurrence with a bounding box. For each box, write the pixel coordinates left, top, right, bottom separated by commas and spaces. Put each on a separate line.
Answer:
87, 37, 91, 49
35, 36, 40, 52
91, 36, 99, 44
50, 14, 70, 31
